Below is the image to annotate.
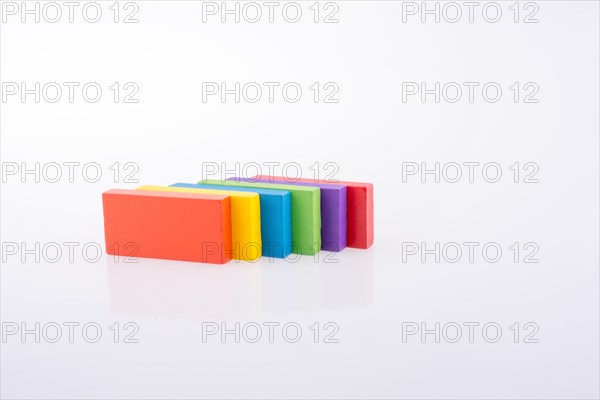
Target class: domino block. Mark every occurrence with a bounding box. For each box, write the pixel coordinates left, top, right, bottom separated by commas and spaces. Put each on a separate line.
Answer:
202, 179, 321, 256
136, 186, 261, 261
238, 178, 347, 252
254, 175, 374, 249
102, 189, 232, 264
171, 183, 292, 259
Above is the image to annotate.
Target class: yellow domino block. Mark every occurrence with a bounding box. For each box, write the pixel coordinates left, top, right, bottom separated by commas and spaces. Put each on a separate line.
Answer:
136, 185, 262, 261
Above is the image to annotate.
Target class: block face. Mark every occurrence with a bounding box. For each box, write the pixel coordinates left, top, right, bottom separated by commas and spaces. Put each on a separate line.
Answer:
346, 185, 372, 249
102, 189, 232, 264
136, 186, 262, 261
171, 183, 292, 259
244, 178, 347, 252
202, 179, 321, 256
254, 176, 374, 249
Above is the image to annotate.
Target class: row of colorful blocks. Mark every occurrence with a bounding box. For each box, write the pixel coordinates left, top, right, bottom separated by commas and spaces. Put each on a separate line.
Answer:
102, 176, 374, 264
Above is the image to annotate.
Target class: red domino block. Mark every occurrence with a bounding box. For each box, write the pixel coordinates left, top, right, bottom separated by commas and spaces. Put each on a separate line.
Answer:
102, 189, 232, 264
254, 176, 374, 249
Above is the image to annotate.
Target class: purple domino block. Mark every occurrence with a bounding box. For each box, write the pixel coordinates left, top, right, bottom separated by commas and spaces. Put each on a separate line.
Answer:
230, 177, 347, 252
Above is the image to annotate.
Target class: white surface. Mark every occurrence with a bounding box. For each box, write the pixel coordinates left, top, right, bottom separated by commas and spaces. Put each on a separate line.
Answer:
1, 1, 599, 399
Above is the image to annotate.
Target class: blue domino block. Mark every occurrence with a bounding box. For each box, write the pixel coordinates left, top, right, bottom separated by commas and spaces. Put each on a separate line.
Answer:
170, 183, 292, 259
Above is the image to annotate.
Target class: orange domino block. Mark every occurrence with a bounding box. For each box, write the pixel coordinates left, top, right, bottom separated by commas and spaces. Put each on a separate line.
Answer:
102, 189, 232, 264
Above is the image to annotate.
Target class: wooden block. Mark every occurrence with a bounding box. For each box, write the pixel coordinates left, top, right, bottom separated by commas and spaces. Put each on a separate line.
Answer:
171, 183, 292, 259
255, 175, 374, 249
136, 186, 261, 261
102, 189, 232, 264
202, 179, 321, 256
239, 178, 347, 252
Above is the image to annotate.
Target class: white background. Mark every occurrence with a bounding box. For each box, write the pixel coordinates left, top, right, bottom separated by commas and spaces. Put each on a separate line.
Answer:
1, 1, 599, 398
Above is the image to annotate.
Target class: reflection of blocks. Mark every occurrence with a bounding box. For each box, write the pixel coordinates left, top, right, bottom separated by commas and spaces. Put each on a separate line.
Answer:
102, 189, 232, 264
171, 183, 292, 259
136, 185, 262, 261
238, 177, 347, 252
254, 176, 374, 249
203, 179, 321, 256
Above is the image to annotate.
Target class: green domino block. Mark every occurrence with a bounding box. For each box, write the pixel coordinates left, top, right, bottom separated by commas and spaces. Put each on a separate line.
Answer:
202, 179, 321, 255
